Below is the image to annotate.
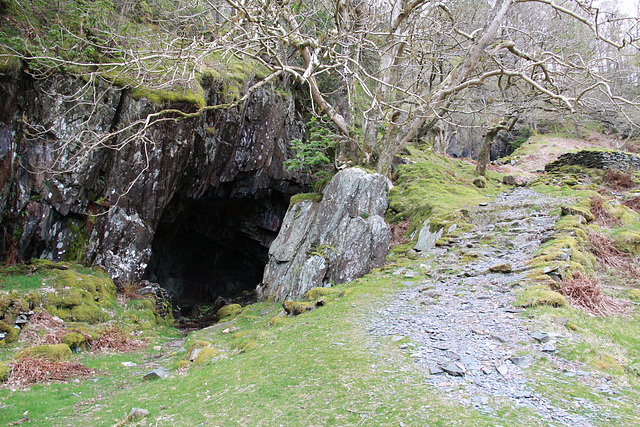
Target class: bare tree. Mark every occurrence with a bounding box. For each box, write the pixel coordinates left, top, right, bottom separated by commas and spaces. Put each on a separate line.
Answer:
3, 0, 640, 177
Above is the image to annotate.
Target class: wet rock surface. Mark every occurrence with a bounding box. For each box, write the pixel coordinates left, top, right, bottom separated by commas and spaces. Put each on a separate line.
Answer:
369, 188, 625, 425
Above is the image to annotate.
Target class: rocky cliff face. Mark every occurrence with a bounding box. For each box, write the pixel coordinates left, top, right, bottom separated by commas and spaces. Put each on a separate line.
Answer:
258, 168, 391, 300
0, 70, 306, 302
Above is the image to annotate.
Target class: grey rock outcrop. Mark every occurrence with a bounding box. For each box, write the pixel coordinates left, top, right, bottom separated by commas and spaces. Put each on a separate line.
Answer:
0, 70, 305, 289
414, 221, 444, 252
258, 168, 391, 300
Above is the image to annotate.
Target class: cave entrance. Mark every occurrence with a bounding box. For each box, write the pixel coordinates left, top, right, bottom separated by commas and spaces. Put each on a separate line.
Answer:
143, 191, 288, 312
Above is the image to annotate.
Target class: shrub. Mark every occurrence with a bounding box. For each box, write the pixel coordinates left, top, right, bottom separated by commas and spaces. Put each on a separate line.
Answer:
603, 169, 636, 190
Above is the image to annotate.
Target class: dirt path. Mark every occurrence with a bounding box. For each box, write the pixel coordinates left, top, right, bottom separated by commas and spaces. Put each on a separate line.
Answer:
369, 188, 626, 426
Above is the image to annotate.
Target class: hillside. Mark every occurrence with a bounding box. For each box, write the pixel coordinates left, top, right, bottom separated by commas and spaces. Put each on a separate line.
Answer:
2, 132, 640, 425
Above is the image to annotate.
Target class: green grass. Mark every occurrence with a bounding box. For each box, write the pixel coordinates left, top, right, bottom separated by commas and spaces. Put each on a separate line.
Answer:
1, 271, 553, 426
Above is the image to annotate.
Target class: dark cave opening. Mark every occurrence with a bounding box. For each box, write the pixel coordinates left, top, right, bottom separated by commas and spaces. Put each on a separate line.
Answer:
143, 190, 288, 310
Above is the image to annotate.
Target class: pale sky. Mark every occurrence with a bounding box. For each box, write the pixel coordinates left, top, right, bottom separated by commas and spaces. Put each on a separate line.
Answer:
609, 0, 638, 17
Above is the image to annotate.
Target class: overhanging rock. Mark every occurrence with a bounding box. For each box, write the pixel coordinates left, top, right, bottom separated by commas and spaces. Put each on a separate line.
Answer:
258, 168, 391, 300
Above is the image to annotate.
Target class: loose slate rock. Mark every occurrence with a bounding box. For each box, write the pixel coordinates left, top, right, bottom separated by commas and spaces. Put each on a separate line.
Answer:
129, 408, 150, 420
143, 367, 171, 380
496, 364, 509, 376
513, 390, 533, 399
553, 317, 569, 325
489, 263, 512, 273
509, 355, 534, 368
541, 342, 557, 352
429, 366, 444, 375
460, 356, 480, 371
442, 362, 465, 376
530, 332, 550, 343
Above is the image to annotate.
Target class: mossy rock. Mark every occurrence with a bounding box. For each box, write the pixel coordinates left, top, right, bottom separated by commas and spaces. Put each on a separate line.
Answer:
0, 361, 9, 382
51, 269, 117, 305
62, 332, 87, 352
533, 290, 566, 307
531, 251, 570, 264
282, 301, 317, 316
472, 176, 486, 188
70, 304, 110, 324
17, 344, 72, 361
216, 304, 242, 321
561, 205, 594, 222
554, 215, 585, 232
59, 288, 83, 308
612, 204, 640, 225
47, 307, 72, 321
519, 285, 566, 308
613, 231, 640, 256
0, 290, 30, 317
0, 320, 19, 344
184, 340, 212, 361
128, 298, 156, 312
26, 259, 61, 270
193, 347, 219, 366
303, 287, 341, 302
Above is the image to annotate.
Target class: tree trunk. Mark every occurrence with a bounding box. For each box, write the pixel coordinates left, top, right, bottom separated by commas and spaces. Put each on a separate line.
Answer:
476, 128, 499, 176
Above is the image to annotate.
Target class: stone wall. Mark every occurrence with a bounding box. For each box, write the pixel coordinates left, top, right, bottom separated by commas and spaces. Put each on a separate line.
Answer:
545, 150, 640, 172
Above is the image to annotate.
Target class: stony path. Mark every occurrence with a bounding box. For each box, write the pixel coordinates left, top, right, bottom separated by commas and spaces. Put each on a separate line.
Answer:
369, 188, 622, 425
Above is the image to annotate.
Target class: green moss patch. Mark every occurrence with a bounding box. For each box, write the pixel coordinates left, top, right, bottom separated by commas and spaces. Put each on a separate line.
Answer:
388, 151, 503, 238
0, 320, 19, 344
193, 347, 220, 366
303, 287, 343, 302
519, 286, 567, 308
289, 192, 323, 208
216, 304, 242, 321
613, 231, 640, 256
16, 344, 72, 362
0, 361, 9, 382
62, 332, 88, 352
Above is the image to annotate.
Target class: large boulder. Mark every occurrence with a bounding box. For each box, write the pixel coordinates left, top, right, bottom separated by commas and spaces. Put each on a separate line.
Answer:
258, 168, 391, 300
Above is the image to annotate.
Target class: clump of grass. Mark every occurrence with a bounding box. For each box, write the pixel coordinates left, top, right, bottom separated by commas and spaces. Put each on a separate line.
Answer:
558, 272, 627, 316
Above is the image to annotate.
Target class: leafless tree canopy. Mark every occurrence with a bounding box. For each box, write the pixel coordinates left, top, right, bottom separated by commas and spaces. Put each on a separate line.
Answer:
2, 0, 640, 174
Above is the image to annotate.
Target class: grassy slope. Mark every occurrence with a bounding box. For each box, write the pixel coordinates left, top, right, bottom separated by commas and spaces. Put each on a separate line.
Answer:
2, 141, 640, 425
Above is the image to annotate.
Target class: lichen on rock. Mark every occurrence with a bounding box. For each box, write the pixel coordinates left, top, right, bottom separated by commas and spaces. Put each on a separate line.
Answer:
259, 168, 391, 300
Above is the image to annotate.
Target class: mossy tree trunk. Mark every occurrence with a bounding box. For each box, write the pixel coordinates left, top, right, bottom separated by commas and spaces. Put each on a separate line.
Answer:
476, 114, 518, 176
